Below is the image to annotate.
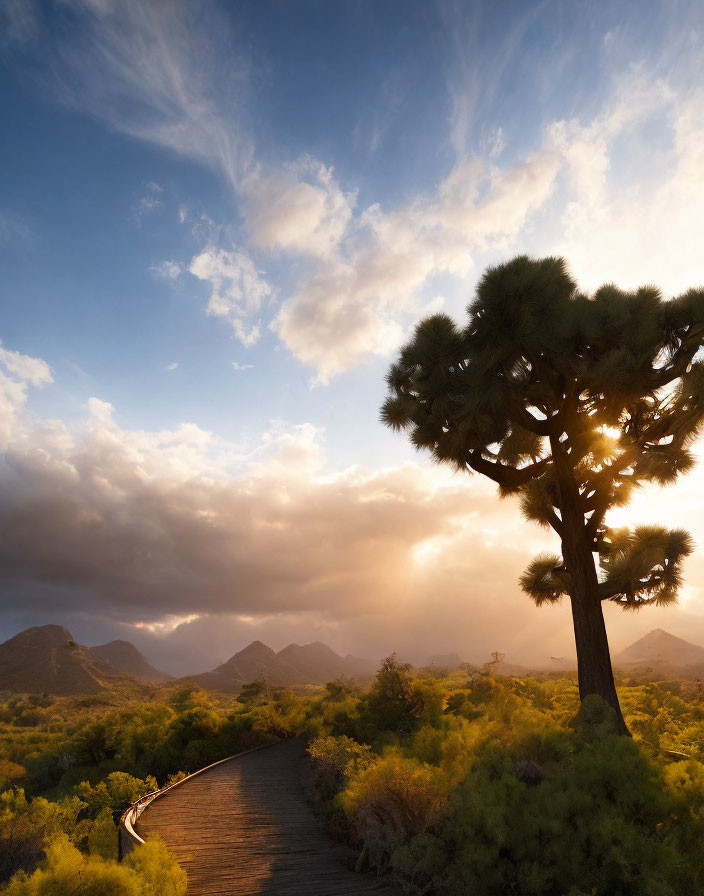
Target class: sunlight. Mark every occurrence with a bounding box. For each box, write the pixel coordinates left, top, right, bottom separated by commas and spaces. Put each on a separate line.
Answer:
412, 538, 445, 565
133, 614, 201, 635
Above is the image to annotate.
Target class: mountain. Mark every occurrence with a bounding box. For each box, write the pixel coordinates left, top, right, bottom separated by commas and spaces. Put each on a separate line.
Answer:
0, 625, 131, 695
186, 640, 374, 692
88, 640, 171, 682
615, 629, 704, 675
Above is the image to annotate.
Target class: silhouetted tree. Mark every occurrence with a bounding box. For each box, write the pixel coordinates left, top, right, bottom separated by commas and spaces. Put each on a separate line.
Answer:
365, 655, 425, 734
382, 256, 704, 734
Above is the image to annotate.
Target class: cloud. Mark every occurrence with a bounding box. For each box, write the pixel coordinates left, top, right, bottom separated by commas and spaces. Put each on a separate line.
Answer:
0, 343, 52, 386
10, 0, 704, 388
151, 260, 183, 281
0, 346, 548, 640
0, 343, 53, 452
189, 245, 271, 345
165, 362, 179, 371
132, 181, 163, 221
1, 343, 704, 671
0, 0, 39, 48
44, 0, 253, 192
538, 69, 704, 296
274, 145, 560, 382
242, 157, 355, 259
232, 361, 253, 371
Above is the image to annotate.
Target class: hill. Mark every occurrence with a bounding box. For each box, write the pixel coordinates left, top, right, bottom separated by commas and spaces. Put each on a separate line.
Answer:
615, 628, 704, 676
88, 639, 171, 682
0, 625, 132, 695
186, 640, 373, 692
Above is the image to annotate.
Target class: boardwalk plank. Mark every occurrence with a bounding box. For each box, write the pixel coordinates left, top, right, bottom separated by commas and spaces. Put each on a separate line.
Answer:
136, 738, 401, 896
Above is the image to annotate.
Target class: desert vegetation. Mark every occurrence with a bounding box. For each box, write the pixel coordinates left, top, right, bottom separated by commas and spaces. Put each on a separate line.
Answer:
3, 657, 704, 893
0, 682, 307, 893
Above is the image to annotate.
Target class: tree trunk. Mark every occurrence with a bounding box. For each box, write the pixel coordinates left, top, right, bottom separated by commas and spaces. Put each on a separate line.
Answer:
569, 585, 629, 736
552, 441, 630, 736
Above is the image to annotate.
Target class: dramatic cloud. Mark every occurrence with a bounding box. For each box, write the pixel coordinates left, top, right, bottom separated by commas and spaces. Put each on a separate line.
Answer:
2, 345, 704, 672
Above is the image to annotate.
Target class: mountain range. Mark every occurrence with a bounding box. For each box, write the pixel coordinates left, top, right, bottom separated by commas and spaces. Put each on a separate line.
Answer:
185, 639, 373, 692
0, 625, 147, 695
3, 624, 704, 697
0, 626, 372, 695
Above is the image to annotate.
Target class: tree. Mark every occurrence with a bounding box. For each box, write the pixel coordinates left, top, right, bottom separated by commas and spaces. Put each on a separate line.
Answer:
381, 256, 704, 734
365, 655, 425, 734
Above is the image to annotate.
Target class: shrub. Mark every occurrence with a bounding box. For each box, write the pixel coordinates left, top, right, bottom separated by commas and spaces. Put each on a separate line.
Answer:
343, 754, 449, 874
2, 834, 186, 896
308, 735, 373, 801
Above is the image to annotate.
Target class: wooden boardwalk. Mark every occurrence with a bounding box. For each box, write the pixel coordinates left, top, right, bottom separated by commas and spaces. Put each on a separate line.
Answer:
136, 738, 400, 895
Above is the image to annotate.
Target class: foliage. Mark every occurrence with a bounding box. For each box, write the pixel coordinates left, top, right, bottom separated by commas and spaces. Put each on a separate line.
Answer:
308, 660, 704, 894
343, 754, 450, 876
1, 834, 185, 896
307, 735, 373, 801
5, 658, 704, 894
0, 680, 312, 891
381, 255, 704, 726
74, 771, 158, 818
123, 837, 187, 896
363, 655, 427, 736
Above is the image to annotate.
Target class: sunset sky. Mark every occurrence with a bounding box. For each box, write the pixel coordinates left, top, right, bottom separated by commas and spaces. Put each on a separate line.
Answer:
1, 0, 703, 674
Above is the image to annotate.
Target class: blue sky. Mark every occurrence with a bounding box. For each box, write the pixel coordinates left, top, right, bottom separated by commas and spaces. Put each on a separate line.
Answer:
1, 0, 704, 672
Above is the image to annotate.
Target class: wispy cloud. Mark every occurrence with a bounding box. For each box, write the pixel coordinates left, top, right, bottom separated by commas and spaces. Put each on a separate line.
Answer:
15, 0, 704, 385
165, 361, 179, 371
132, 180, 163, 221
232, 361, 253, 371
151, 260, 183, 281
47, 0, 253, 191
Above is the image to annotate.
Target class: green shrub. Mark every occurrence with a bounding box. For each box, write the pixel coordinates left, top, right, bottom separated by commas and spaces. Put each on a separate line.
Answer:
343, 754, 449, 874
308, 734, 373, 801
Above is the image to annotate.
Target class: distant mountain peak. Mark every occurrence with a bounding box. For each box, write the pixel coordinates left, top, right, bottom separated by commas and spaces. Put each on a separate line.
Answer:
616, 629, 704, 671
237, 640, 276, 657
88, 639, 170, 683
5, 624, 75, 649
185, 638, 374, 693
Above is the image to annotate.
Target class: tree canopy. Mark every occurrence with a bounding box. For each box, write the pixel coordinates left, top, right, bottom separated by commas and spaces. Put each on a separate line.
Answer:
382, 255, 704, 727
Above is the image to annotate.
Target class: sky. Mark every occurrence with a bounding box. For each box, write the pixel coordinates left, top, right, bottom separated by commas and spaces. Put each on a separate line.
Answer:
1, 0, 703, 675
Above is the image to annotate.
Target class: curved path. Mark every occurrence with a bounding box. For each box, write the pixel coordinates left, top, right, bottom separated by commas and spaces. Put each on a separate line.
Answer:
136, 738, 400, 895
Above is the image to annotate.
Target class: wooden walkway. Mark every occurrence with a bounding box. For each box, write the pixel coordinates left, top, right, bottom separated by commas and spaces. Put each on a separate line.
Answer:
136, 738, 400, 895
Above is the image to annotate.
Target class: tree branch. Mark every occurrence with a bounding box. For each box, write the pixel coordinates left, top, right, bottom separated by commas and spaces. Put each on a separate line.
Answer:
507, 400, 553, 436
598, 581, 624, 601
467, 451, 549, 490
649, 326, 704, 389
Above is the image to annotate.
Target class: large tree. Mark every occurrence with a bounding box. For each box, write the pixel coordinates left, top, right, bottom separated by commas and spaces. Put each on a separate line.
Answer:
381, 256, 704, 734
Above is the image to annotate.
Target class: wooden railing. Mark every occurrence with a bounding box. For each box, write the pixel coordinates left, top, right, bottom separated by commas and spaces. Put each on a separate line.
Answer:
117, 742, 279, 860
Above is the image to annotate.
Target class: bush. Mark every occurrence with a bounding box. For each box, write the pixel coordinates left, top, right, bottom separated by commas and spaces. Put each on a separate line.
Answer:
343, 754, 449, 875
2, 834, 186, 896
308, 735, 373, 801
443, 728, 687, 896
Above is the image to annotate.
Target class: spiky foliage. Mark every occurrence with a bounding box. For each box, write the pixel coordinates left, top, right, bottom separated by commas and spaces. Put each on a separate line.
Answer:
381, 256, 704, 610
